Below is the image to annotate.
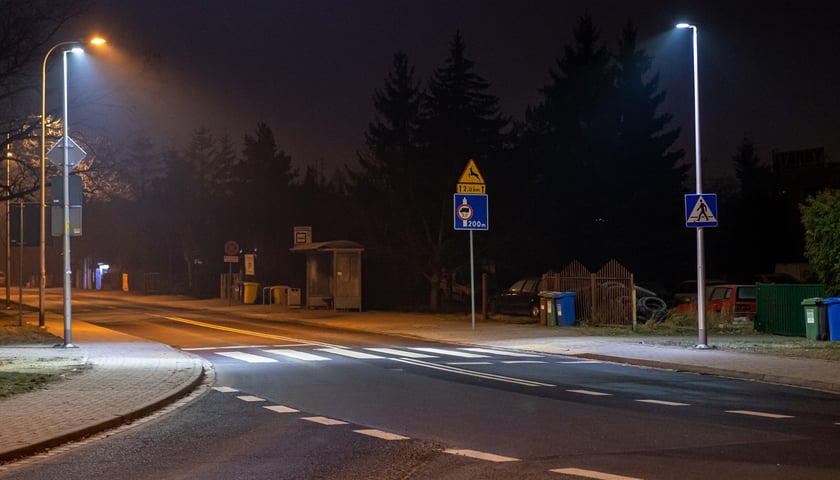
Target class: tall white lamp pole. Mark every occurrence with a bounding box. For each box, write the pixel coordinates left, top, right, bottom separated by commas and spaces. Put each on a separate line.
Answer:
676, 23, 709, 349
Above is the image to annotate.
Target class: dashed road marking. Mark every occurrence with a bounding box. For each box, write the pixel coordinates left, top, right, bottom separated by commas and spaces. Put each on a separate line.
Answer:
212, 386, 239, 392
302, 416, 349, 425
263, 349, 331, 361
726, 410, 794, 419
502, 360, 548, 364
216, 351, 278, 363
317, 347, 384, 359
550, 467, 643, 479
264, 405, 299, 413
636, 399, 690, 407
447, 361, 493, 365
237, 395, 266, 402
354, 429, 410, 441
567, 389, 612, 396
445, 449, 519, 462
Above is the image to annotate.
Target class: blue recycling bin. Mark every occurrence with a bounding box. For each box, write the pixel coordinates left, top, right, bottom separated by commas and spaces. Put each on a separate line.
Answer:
556, 292, 577, 326
825, 297, 840, 341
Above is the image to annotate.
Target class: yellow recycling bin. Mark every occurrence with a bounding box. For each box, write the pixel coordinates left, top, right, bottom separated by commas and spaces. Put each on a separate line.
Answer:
243, 282, 259, 304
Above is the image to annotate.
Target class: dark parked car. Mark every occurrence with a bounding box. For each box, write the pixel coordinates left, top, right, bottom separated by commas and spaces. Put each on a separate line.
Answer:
489, 277, 542, 318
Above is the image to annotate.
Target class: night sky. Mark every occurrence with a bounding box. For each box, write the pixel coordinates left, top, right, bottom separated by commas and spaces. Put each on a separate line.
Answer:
61, 0, 839, 182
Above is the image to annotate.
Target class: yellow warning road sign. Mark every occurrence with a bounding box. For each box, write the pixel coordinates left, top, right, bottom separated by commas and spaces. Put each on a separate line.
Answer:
457, 159, 485, 184
457, 159, 486, 193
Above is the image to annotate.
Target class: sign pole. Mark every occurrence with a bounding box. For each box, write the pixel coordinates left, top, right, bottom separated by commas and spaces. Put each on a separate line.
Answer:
469, 230, 476, 329
454, 160, 488, 329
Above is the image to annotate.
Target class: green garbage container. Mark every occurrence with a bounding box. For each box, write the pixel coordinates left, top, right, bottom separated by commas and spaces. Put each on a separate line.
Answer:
538, 292, 548, 325
243, 282, 259, 304
801, 297, 828, 340
542, 292, 560, 326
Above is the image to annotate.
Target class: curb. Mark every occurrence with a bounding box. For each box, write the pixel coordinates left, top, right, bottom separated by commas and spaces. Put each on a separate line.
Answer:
0, 356, 206, 463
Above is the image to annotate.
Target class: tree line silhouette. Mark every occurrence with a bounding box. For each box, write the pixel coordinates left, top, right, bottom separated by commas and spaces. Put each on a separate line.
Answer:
3, 7, 801, 309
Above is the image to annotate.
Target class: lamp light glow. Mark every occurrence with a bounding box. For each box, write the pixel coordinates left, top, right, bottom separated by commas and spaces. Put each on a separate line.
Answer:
676, 23, 691, 28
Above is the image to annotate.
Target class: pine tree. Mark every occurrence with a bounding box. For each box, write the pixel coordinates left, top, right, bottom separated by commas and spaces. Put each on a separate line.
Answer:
524, 11, 616, 268
418, 31, 510, 310
612, 21, 687, 277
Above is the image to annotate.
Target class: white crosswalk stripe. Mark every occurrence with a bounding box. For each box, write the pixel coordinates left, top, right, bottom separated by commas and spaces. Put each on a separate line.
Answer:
316, 348, 384, 359
410, 347, 488, 358
364, 347, 437, 358
209, 345, 549, 364
461, 347, 541, 357
262, 349, 331, 361
216, 351, 278, 363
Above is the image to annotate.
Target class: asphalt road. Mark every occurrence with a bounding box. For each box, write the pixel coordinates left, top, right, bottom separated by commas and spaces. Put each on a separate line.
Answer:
5, 298, 840, 479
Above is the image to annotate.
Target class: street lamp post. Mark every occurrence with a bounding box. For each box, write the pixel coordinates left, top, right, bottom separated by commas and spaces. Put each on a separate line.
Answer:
60, 47, 81, 347
41, 41, 79, 329
41, 37, 104, 346
676, 23, 709, 349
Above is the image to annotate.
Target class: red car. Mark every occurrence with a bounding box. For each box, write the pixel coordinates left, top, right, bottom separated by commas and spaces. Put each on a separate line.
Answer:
706, 284, 757, 320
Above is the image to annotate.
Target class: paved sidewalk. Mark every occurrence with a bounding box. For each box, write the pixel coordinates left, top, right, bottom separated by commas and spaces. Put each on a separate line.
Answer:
0, 313, 205, 463
1, 292, 839, 464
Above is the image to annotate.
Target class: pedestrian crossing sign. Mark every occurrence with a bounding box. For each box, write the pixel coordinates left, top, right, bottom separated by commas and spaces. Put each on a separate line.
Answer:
685, 194, 718, 227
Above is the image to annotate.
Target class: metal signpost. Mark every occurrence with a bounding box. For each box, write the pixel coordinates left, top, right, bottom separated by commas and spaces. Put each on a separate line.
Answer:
454, 160, 489, 329
224, 240, 240, 306
685, 193, 718, 348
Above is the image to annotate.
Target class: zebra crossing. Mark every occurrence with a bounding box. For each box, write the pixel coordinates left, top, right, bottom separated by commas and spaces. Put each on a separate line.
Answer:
198, 345, 573, 365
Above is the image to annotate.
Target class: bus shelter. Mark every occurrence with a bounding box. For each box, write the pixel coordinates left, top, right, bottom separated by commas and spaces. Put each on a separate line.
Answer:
290, 240, 363, 310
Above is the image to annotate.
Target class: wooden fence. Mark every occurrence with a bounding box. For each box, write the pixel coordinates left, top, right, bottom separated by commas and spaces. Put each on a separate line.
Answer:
542, 259, 635, 325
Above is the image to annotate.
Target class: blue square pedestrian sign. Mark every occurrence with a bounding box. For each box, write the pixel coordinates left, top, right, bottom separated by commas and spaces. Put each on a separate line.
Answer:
454, 194, 489, 230
685, 194, 718, 228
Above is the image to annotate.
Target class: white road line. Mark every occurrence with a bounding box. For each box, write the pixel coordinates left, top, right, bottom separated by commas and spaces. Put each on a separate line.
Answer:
636, 399, 691, 407
237, 395, 266, 402
460, 347, 541, 357
444, 449, 519, 463
263, 349, 331, 361
212, 386, 239, 393
567, 389, 612, 396
726, 410, 794, 419
364, 347, 437, 358
264, 405, 300, 413
558, 360, 602, 364
302, 416, 348, 425
316, 348, 384, 359
410, 347, 488, 358
550, 467, 643, 480
392, 358, 554, 387
447, 361, 493, 365
158, 315, 344, 348
216, 352, 278, 363
502, 360, 548, 364
354, 429, 410, 441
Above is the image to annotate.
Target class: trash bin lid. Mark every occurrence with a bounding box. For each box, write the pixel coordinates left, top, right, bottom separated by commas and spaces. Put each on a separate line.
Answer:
824, 297, 840, 305
558, 292, 576, 298
801, 297, 824, 305
540, 291, 561, 298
